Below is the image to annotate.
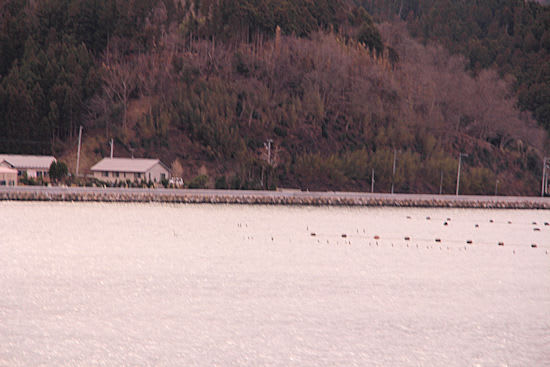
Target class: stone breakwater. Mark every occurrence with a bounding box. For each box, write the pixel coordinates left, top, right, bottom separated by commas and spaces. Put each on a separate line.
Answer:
1, 188, 549, 209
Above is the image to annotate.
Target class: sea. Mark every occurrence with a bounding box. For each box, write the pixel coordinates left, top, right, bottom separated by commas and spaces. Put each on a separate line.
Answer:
1, 202, 549, 366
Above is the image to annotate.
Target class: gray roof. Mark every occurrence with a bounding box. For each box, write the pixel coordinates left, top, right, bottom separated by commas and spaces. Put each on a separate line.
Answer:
90, 158, 167, 173
0, 155, 56, 170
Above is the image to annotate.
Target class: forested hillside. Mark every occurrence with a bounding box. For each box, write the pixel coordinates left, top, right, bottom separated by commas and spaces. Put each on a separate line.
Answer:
360, 0, 550, 131
0, 0, 548, 194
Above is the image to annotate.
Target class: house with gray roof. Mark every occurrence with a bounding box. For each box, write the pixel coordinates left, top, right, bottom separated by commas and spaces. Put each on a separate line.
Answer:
90, 157, 170, 183
0, 154, 56, 179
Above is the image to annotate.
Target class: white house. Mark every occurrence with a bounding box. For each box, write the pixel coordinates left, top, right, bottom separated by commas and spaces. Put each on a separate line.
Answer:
90, 157, 170, 183
0, 154, 56, 179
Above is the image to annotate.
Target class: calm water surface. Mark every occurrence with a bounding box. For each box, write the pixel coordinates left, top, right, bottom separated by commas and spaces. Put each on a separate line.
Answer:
1, 202, 549, 366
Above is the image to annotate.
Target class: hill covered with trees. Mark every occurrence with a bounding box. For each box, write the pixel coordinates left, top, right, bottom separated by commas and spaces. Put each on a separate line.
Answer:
0, 0, 548, 194
360, 0, 550, 132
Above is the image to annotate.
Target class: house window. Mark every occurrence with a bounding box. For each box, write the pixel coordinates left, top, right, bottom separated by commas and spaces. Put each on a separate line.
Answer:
114, 172, 119, 177
161, 173, 166, 181
17, 170, 23, 176
135, 173, 141, 178
102, 171, 108, 177
37, 171, 42, 177
43, 171, 48, 177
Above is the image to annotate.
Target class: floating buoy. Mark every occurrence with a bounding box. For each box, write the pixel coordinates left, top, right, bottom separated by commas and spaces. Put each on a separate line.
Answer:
531, 244, 538, 248
435, 238, 441, 243
404, 236, 410, 241
466, 240, 473, 244
544, 222, 549, 226
532, 222, 537, 225
534, 228, 541, 232
443, 222, 448, 226
507, 221, 512, 224
475, 224, 479, 228
406, 216, 411, 219
426, 216, 431, 220
498, 242, 504, 246
310, 233, 316, 237
374, 235, 380, 240
489, 219, 494, 223
341, 234, 347, 238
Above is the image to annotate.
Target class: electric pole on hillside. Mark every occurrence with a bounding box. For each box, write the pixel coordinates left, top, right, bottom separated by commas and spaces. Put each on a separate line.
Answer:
456, 153, 468, 196
371, 168, 375, 193
265, 139, 273, 165
76, 125, 83, 177
110, 138, 114, 159
391, 149, 397, 194
542, 157, 550, 197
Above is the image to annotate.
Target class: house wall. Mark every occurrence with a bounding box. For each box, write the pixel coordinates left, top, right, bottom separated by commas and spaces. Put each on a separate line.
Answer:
145, 163, 170, 183
0, 161, 48, 179
25, 168, 50, 179
93, 171, 142, 182
0, 171, 17, 186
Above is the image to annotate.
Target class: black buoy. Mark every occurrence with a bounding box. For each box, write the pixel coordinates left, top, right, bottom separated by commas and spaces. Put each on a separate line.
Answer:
489, 219, 494, 223
534, 228, 541, 232
466, 240, 473, 244
498, 242, 504, 246
341, 234, 347, 238
310, 233, 316, 237
531, 243, 538, 248
404, 236, 410, 241
444, 222, 448, 226
475, 224, 479, 228
435, 238, 441, 243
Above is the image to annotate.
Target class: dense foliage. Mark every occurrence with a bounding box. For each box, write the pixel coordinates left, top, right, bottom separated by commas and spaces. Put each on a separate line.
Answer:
359, 0, 550, 131
0, 0, 548, 194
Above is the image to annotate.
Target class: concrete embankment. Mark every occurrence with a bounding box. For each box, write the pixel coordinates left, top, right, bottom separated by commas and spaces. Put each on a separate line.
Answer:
1, 187, 549, 209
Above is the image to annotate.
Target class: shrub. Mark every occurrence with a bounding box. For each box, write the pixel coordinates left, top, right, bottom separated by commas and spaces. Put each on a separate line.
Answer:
188, 175, 209, 189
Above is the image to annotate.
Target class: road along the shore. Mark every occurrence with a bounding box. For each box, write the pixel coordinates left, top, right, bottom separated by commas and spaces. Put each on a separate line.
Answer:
1, 187, 549, 209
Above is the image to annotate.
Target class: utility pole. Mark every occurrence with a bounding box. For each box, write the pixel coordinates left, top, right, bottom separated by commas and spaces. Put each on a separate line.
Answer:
265, 139, 273, 165
76, 125, 83, 177
456, 153, 468, 196
543, 157, 550, 197
439, 170, 443, 195
110, 138, 114, 159
391, 149, 397, 194
371, 168, 375, 193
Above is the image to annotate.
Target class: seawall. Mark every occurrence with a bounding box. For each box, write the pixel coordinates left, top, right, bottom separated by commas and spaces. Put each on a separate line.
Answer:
1, 187, 549, 209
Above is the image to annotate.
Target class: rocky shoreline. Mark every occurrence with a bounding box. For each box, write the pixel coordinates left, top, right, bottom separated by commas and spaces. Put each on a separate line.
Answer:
1, 187, 549, 209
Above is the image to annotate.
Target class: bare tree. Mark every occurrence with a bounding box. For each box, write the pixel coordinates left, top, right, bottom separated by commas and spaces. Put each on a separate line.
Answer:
102, 41, 138, 132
